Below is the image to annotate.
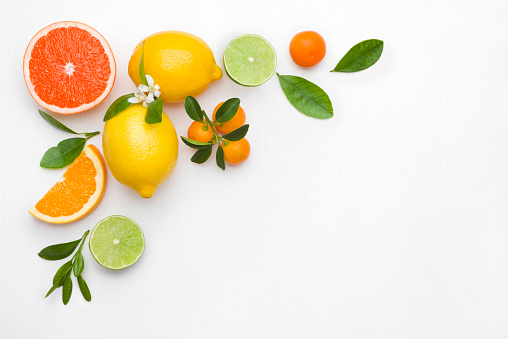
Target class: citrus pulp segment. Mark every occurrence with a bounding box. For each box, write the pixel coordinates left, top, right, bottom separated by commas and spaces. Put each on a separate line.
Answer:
223, 34, 277, 86
89, 216, 145, 270
23, 21, 116, 114
29, 145, 107, 224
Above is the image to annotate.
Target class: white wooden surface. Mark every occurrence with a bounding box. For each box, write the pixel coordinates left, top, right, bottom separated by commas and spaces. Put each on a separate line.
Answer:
1, 0, 508, 337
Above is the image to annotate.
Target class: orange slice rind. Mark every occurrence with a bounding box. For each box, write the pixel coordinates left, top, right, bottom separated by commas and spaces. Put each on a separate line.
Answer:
29, 145, 107, 224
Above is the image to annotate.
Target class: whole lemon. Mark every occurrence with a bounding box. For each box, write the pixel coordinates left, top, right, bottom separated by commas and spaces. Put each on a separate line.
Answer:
102, 104, 178, 198
128, 31, 223, 103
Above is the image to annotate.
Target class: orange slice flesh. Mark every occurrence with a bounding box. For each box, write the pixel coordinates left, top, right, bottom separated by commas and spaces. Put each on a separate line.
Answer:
23, 21, 116, 114
29, 145, 107, 224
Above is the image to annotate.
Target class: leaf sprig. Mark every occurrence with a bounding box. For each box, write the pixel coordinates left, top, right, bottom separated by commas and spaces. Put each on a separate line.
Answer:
103, 40, 163, 124
38, 110, 100, 168
39, 230, 92, 305
180, 96, 249, 170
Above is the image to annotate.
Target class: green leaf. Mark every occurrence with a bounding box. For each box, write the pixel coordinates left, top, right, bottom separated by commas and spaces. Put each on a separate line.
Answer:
52, 260, 73, 285
140, 40, 148, 86
277, 74, 333, 119
191, 146, 212, 164
103, 94, 135, 122
184, 96, 204, 122
84, 131, 100, 139
145, 98, 163, 124
77, 276, 91, 301
38, 239, 80, 260
181, 136, 212, 150
73, 252, 84, 277
222, 124, 249, 141
214, 98, 240, 123
62, 275, 72, 305
40, 137, 86, 169
45, 282, 60, 298
45, 261, 72, 298
331, 39, 384, 72
38, 110, 78, 134
39, 110, 99, 138
216, 145, 225, 171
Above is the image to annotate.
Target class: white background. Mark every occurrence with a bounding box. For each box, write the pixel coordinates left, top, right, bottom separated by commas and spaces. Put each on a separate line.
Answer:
1, 0, 508, 338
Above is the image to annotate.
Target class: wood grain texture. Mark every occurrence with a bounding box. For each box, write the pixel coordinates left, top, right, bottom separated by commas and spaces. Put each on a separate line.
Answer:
1, 0, 508, 337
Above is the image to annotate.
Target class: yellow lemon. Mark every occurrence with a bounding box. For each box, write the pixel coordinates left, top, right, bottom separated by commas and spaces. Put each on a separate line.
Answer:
102, 104, 178, 198
128, 31, 223, 103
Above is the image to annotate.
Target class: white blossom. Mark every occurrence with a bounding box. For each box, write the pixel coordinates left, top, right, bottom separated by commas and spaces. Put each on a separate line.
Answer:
128, 91, 154, 107
138, 75, 161, 98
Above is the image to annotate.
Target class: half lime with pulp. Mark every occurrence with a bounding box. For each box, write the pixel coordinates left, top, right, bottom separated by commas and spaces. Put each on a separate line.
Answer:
223, 34, 277, 86
89, 215, 145, 270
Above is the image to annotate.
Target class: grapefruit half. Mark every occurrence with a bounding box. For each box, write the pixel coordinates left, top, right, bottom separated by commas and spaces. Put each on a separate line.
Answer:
23, 21, 116, 114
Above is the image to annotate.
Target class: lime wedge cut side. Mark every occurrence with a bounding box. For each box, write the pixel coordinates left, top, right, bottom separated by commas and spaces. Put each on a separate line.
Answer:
223, 34, 277, 87
89, 215, 145, 270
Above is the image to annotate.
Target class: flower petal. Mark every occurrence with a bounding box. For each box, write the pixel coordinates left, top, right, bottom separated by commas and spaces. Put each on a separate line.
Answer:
138, 84, 150, 93
135, 92, 147, 100
154, 90, 161, 98
145, 74, 154, 87
128, 96, 141, 103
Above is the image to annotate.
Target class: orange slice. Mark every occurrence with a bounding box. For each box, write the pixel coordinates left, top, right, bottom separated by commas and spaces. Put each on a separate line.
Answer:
29, 145, 107, 224
23, 21, 116, 114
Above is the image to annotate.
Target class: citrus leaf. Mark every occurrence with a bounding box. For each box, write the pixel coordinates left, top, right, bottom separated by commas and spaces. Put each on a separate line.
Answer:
38, 239, 80, 261
216, 145, 226, 170
45, 261, 72, 298
181, 136, 212, 150
40, 137, 86, 169
214, 98, 240, 123
38, 110, 78, 134
222, 124, 249, 141
184, 96, 204, 122
277, 74, 333, 119
52, 260, 73, 285
191, 146, 212, 164
73, 252, 84, 277
103, 94, 135, 122
62, 275, 72, 305
44, 282, 60, 298
77, 276, 91, 301
139, 40, 148, 86
145, 98, 163, 124
331, 39, 384, 72
85, 131, 100, 139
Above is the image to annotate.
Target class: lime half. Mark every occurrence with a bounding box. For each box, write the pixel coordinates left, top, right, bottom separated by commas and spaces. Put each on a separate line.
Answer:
223, 34, 277, 86
89, 215, 145, 270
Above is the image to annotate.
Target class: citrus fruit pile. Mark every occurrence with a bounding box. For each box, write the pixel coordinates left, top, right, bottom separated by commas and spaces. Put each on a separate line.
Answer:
23, 20, 383, 305
181, 96, 250, 169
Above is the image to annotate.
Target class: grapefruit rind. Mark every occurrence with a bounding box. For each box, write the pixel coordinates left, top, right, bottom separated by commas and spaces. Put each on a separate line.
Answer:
23, 21, 116, 115
29, 145, 107, 224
